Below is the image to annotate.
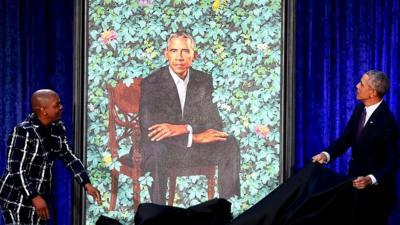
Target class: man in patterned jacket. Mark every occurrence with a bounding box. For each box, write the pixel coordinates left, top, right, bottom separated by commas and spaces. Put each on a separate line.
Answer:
0, 89, 101, 225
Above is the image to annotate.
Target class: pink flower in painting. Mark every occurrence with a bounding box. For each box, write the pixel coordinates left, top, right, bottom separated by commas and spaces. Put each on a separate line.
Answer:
138, 0, 152, 6
100, 30, 118, 45
255, 125, 270, 139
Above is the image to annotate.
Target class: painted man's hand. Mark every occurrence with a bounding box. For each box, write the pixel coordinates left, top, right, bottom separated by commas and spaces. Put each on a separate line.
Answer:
352, 176, 372, 189
148, 123, 187, 141
32, 195, 49, 220
85, 183, 101, 204
193, 129, 228, 144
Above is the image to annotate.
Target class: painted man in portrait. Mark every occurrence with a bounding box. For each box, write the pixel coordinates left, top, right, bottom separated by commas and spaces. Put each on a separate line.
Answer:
139, 32, 241, 204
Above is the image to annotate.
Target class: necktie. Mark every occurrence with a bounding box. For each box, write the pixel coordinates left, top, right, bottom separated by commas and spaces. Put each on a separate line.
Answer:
357, 108, 366, 138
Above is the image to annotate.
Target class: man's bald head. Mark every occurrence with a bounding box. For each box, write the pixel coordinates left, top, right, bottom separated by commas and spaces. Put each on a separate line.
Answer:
31, 89, 63, 126
31, 89, 58, 114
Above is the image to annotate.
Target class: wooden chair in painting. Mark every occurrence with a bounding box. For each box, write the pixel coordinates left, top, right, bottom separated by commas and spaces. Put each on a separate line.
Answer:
107, 78, 217, 209
107, 78, 142, 211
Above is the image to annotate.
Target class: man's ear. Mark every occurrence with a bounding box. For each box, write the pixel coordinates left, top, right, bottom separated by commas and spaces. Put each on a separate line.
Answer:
194, 50, 199, 60
370, 89, 378, 98
164, 48, 168, 58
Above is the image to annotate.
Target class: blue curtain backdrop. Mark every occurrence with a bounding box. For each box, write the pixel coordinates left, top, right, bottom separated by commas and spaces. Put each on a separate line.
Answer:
296, 0, 400, 224
0, 0, 74, 224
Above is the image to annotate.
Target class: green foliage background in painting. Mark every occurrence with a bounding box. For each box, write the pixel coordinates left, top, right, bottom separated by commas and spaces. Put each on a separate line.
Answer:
86, 0, 281, 224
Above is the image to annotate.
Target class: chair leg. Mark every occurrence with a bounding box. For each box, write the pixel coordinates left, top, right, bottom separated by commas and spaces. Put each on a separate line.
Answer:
109, 169, 119, 210
132, 169, 141, 211
168, 176, 177, 206
207, 174, 215, 200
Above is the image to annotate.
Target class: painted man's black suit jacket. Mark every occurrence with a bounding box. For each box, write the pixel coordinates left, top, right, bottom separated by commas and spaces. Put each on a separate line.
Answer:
139, 66, 223, 148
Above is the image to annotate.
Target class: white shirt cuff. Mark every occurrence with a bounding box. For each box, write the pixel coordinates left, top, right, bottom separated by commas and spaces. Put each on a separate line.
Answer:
321, 151, 330, 163
187, 125, 193, 148
368, 174, 378, 185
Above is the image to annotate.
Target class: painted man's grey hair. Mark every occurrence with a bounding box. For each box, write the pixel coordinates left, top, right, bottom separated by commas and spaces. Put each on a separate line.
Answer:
365, 70, 389, 98
167, 32, 196, 49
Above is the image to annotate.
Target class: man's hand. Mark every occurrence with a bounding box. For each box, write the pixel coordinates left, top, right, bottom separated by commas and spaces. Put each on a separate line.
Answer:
193, 129, 228, 144
32, 195, 49, 220
148, 123, 188, 141
312, 153, 328, 164
352, 176, 372, 189
85, 183, 101, 205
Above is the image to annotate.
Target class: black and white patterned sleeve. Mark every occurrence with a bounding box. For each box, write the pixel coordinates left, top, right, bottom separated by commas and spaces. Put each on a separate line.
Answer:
6, 126, 38, 199
56, 122, 91, 186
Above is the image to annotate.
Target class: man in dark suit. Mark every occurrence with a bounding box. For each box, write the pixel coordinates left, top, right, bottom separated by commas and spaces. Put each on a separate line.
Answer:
312, 70, 399, 225
139, 32, 240, 204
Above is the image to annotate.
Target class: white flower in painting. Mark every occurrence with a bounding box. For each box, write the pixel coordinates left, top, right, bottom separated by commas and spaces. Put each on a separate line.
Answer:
88, 104, 95, 111
219, 103, 232, 112
257, 43, 268, 50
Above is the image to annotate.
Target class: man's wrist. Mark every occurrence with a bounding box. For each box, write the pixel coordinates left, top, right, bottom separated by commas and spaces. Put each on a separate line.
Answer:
321, 151, 330, 162
28, 193, 39, 200
368, 174, 377, 185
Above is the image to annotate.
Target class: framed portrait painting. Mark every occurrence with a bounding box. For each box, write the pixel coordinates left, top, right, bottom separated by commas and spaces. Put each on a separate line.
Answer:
73, 0, 295, 224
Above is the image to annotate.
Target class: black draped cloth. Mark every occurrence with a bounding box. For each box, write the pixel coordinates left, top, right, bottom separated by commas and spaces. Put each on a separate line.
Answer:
230, 163, 355, 225
134, 198, 232, 225
135, 163, 363, 225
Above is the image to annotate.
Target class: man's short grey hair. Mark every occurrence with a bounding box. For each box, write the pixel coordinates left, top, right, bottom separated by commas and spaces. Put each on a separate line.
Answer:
365, 70, 389, 98
167, 32, 196, 49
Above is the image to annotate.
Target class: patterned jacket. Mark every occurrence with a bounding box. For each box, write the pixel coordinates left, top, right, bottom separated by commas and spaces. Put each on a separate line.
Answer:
0, 114, 90, 211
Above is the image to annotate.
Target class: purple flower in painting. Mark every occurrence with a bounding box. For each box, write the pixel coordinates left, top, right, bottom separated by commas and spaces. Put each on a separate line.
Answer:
138, 0, 152, 6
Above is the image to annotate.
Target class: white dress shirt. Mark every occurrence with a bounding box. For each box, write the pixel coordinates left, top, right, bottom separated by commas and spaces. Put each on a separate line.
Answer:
169, 67, 193, 147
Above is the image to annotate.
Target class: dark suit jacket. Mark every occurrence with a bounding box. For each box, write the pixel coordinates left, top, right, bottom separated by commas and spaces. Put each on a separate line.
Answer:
324, 101, 399, 204
139, 66, 223, 148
